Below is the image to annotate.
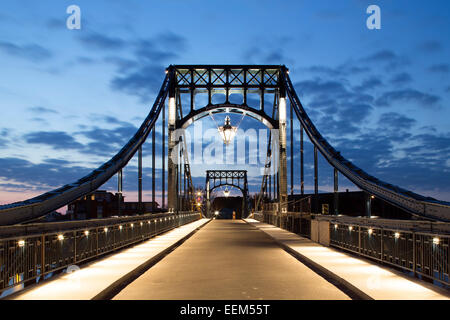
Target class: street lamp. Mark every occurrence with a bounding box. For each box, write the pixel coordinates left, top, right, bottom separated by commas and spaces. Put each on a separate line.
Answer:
218, 116, 237, 145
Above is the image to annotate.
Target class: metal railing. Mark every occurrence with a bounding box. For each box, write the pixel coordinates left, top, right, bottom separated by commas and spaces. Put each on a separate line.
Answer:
0, 212, 201, 295
327, 218, 450, 286
254, 211, 311, 238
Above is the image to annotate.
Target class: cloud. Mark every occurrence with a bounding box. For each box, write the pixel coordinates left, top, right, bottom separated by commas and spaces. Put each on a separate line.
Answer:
28, 106, 58, 114
295, 79, 349, 98
428, 63, 449, 74
353, 77, 382, 92
361, 50, 409, 70
375, 89, 440, 107
0, 41, 52, 62
0, 157, 92, 191
108, 32, 187, 101
111, 64, 166, 102
78, 32, 126, 50
390, 72, 412, 85
24, 131, 84, 150
417, 40, 443, 53
377, 112, 416, 131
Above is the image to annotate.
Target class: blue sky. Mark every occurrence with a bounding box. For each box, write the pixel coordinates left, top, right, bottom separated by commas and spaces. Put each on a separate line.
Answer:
0, 0, 449, 206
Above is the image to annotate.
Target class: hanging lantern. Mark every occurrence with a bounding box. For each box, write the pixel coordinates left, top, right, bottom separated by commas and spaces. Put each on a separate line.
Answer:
218, 116, 237, 145
223, 187, 230, 197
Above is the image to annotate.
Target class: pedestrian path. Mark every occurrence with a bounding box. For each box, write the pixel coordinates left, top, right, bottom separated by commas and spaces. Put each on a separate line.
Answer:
245, 219, 449, 300
113, 219, 350, 300
12, 219, 210, 300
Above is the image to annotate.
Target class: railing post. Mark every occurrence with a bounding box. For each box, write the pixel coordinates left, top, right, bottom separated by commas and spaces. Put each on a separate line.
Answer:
358, 226, 361, 254
41, 235, 45, 279
96, 228, 99, 256
413, 232, 416, 276
73, 231, 77, 264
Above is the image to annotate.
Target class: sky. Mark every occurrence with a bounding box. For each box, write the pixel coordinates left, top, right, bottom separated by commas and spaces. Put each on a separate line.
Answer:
0, 0, 449, 208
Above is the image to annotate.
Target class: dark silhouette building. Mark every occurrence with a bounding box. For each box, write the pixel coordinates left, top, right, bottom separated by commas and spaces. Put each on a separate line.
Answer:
67, 190, 160, 220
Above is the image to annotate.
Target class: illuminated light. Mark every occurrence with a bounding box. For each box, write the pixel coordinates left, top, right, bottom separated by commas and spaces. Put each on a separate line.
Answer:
348, 226, 353, 231
394, 232, 400, 239
18, 240, 25, 247
368, 228, 373, 235
218, 116, 237, 145
223, 188, 230, 197
168, 97, 176, 125
104, 227, 108, 233
130, 223, 134, 228
197, 192, 201, 196
214, 211, 219, 216
334, 224, 338, 230
148, 221, 151, 224
84, 230, 89, 236
58, 234, 64, 241
140, 222, 143, 226
279, 97, 286, 123
371, 195, 375, 199
433, 237, 440, 245
119, 225, 123, 230
165, 69, 168, 74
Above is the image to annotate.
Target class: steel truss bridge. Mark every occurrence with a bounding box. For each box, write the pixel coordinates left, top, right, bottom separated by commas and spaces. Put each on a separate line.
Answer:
1, 65, 450, 297
1, 65, 449, 225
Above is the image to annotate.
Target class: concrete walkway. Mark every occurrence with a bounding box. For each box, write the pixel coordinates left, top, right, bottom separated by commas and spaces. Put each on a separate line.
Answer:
245, 219, 450, 300
113, 219, 350, 300
12, 219, 210, 300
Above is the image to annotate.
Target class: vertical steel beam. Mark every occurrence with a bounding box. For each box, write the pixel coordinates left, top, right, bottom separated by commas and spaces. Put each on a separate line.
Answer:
152, 126, 156, 213
162, 98, 166, 209
138, 146, 142, 213
300, 125, 304, 195
118, 169, 123, 216
278, 90, 288, 214
314, 146, 318, 214
290, 102, 294, 197
167, 88, 177, 212
334, 168, 338, 215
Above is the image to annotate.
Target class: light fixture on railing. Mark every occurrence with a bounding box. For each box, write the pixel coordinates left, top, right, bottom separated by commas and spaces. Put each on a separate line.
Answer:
84, 230, 89, 236
218, 116, 237, 145
433, 237, 440, 245
394, 232, 400, 239
368, 228, 373, 235
18, 240, 25, 247
57, 234, 64, 241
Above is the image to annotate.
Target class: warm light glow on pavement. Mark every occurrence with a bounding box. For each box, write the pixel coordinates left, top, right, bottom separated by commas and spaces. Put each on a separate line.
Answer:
14, 219, 209, 300
245, 219, 449, 300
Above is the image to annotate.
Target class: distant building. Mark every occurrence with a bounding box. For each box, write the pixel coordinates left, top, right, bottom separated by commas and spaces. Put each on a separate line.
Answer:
67, 190, 160, 220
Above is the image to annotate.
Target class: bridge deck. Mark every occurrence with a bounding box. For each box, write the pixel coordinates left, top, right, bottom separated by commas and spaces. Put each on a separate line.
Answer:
245, 219, 450, 300
113, 219, 350, 300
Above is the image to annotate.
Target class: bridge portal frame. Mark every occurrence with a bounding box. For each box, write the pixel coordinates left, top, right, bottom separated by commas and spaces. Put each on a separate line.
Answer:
167, 65, 288, 215
205, 170, 249, 218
